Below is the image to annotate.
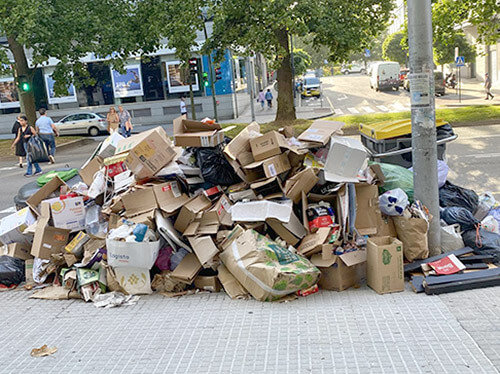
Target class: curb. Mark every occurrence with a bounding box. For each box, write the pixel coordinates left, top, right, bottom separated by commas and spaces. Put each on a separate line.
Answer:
56, 137, 96, 151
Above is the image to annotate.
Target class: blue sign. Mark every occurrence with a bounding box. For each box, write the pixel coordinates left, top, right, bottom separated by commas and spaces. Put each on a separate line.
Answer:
455, 56, 465, 67
364, 49, 371, 58
203, 50, 234, 96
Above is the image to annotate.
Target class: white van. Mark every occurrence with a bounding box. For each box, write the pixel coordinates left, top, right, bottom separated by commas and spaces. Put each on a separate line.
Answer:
370, 61, 401, 91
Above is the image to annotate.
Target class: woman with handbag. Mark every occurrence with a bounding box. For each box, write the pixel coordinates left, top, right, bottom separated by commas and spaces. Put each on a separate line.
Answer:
11, 115, 26, 168
11, 115, 42, 177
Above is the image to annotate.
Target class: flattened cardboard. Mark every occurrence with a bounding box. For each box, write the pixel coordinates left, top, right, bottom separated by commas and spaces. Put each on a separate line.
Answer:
188, 236, 219, 268
297, 227, 331, 256
284, 167, 318, 204
31, 202, 70, 260
267, 211, 307, 246
79, 156, 103, 187
243, 153, 291, 181
231, 200, 292, 223
366, 236, 404, 294
3, 242, 33, 260
153, 181, 190, 214
127, 210, 156, 229
174, 194, 212, 233
354, 184, 381, 235
173, 116, 224, 147
170, 252, 202, 284
26, 176, 66, 215
217, 264, 249, 299
298, 120, 344, 145
250, 131, 289, 161
324, 137, 367, 183
121, 187, 157, 217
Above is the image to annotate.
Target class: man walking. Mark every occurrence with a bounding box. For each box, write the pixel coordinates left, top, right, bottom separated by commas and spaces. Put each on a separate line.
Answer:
35, 108, 58, 164
484, 73, 494, 100
265, 88, 273, 108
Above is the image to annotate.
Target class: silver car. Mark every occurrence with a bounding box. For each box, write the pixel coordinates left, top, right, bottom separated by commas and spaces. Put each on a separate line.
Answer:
54, 112, 108, 136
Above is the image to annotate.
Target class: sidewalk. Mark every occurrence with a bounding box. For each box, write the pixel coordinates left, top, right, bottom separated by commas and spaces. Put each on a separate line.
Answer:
437, 78, 499, 108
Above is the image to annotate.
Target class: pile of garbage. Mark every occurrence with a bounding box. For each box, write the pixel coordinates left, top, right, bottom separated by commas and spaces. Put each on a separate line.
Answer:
1, 117, 499, 303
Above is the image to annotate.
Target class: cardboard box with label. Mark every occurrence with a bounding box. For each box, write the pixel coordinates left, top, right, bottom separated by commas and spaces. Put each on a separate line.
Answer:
0, 207, 36, 245
323, 137, 367, 183
65, 231, 90, 257
250, 131, 291, 161
106, 238, 161, 269
243, 153, 291, 182
174, 194, 212, 233
46, 196, 86, 232
284, 167, 318, 204
3, 242, 33, 260
153, 181, 190, 214
311, 250, 366, 291
298, 120, 344, 146
173, 116, 224, 147
366, 236, 404, 294
31, 202, 71, 259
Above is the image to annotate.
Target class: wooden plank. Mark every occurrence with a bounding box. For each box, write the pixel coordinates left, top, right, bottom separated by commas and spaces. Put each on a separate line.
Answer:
404, 247, 474, 274
425, 276, 500, 295
410, 276, 425, 293
458, 255, 495, 263
424, 267, 500, 286
464, 263, 489, 270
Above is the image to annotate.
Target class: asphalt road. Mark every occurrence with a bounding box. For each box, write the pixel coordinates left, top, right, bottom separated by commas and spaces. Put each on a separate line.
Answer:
0, 123, 498, 220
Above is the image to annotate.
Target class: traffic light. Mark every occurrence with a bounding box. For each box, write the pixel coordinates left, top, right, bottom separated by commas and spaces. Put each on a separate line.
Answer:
215, 67, 222, 80
188, 58, 198, 75
202, 72, 209, 87
18, 76, 31, 92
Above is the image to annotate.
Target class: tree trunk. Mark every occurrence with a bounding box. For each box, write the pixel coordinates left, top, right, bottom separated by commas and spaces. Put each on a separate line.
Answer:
275, 29, 296, 122
7, 36, 37, 126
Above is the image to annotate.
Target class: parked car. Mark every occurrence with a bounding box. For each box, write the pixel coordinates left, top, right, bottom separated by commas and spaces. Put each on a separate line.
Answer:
370, 61, 401, 91
399, 68, 410, 86
54, 112, 108, 136
403, 71, 446, 96
301, 76, 321, 98
341, 64, 366, 75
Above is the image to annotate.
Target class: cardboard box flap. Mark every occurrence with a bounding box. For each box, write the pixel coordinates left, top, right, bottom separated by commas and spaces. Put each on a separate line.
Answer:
175, 117, 222, 133
115, 126, 168, 155
310, 253, 338, 267
27, 176, 66, 214
298, 120, 344, 145
339, 250, 367, 267
79, 156, 103, 187
324, 136, 367, 183
284, 167, 319, 204
297, 227, 331, 255
224, 122, 261, 161
188, 236, 219, 267
153, 182, 190, 214
170, 252, 202, 284
121, 187, 157, 217
354, 184, 381, 236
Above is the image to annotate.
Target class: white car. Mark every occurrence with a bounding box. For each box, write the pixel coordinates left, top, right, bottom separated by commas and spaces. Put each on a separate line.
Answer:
341, 64, 366, 75
54, 112, 108, 136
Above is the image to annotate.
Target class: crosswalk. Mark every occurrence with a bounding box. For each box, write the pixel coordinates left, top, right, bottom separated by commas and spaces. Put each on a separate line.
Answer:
334, 102, 411, 115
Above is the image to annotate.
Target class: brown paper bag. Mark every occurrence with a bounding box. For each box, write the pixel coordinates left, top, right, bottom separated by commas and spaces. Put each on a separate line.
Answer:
392, 216, 429, 262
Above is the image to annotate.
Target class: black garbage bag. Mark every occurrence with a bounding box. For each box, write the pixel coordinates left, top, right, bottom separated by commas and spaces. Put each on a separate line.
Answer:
462, 228, 500, 263
27, 136, 49, 163
441, 206, 480, 231
439, 181, 479, 213
195, 146, 241, 186
0, 256, 25, 287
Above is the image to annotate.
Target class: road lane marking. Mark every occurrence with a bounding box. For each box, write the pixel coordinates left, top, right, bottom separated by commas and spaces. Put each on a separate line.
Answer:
376, 105, 389, 112
347, 107, 360, 114
391, 102, 406, 111
334, 108, 344, 115
361, 106, 375, 113
0, 206, 16, 214
326, 96, 335, 112
336, 94, 348, 101
0, 166, 18, 171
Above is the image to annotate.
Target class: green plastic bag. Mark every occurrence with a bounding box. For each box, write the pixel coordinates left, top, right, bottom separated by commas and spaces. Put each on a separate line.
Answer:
36, 169, 79, 187
370, 162, 414, 202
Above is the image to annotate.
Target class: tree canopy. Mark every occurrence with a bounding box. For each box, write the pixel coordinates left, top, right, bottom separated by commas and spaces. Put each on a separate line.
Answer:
382, 31, 407, 65
434, 33, 475, 67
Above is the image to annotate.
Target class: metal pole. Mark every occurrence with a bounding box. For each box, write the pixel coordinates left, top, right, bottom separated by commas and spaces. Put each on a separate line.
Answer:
459, 67, 461, 103
230, 51, 239, 118
407, 0, 441, 256
246, 57, 256, 122
203, 21, 218, 122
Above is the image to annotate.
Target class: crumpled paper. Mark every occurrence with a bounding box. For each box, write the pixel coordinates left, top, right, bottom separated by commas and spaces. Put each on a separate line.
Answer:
92, 291, 140, 308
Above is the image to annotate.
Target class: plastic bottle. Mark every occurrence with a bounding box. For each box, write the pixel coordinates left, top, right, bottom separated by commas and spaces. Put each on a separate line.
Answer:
132, 223, 148, 242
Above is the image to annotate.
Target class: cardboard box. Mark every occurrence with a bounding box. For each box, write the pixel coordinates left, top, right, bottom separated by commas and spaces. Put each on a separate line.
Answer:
366, 236, 404, 294
323, 137, 367, 183
64, 231, 90, 257
284, 167, 318, 204
0, 207, 36, 245
250, 131, 289, 161
194, 274, 222, 292
354, 184, 381, 236
311, 250, 366, 291
98, 131, 124, 158
223, 122, 261, 182
79, 156, 103, 187
46, 196, 86, 232
3, 242, 33, 260
26, 176, 67, 215
121, 187, 157, 217
173, 117, 224, 147
243, 153, 291, 181
188, 236, 219, 268
170, 252, 202, 284
31, 202, 70, 259
106, 238, 161, 269
250, 177, 283, 199
153, 181, 190, 214
267, 211, 307, 246
174, 194, 212, 233
231, 200, 292, 223
298, 120, 344, 145
297, 227, 331, 256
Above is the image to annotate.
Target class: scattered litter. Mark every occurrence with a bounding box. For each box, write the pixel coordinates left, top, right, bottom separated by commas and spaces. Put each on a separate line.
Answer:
30, 345, 57, 357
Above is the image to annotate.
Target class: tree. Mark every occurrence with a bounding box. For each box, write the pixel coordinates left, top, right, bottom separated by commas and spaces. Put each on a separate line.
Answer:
382, 31, 407, 65
434, 33, 475, 70
0, 0, 135, 125
294, 36, 330, 70
293, 49, 312, 77
210, 0, 393, 122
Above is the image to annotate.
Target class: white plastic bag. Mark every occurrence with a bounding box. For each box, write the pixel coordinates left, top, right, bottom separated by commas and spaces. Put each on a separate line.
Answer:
441, 224, 465, 252
482, 215, 500, 234
87, 171, 106, 199
379, 188, 409, 216
437, 160, 449, 188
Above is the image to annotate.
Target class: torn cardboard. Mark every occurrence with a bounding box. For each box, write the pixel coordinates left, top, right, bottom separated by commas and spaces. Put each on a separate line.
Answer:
170, 253, 202, 284
187, 236, 219, 268
31, 202, 70, 259
284, 167, 318, 204
298, 120, 344, 145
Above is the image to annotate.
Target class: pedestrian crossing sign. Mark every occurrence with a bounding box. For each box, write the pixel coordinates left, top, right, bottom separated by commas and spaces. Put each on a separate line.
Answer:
455, 56, 465, 67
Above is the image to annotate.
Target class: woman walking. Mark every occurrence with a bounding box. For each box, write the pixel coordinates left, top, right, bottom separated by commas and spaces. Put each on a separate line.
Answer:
11, 115, 26, 168
11, 115, 42, 177
106, 107, 120, 133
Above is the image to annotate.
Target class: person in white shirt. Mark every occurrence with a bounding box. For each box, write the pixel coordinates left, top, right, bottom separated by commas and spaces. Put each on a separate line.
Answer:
180, 96, 187, 118
35, 108, 59, 164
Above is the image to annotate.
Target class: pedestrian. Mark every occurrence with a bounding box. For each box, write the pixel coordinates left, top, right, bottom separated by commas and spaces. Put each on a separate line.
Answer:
106, 106, 120, 133
257, 89, 266, 109
265, 88, 273, 108
118, 105, 133, 138
11, 115, 26, 168
484, 73, 494, 100
180, 96, 187, 118
11, 115, 42, 177
35, 108, 58, 164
